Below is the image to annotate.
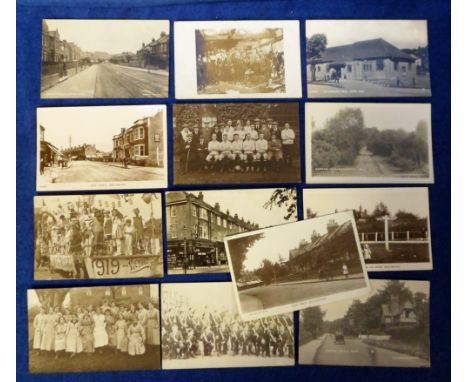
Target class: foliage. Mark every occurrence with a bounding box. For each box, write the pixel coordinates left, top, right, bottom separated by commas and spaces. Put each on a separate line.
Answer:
365, 120, 429, 171
227, 233, 265, 280
306, 34, 327, 82
263, 188, 297, 221
34, 289, 70, 309
312, 108, 365, 169
301, 307, 325, 339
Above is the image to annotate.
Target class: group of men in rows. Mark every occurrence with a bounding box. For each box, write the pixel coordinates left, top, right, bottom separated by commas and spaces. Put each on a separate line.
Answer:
162, 306, 294, 359
197, 45, 285, 91
178, 118, 296, 173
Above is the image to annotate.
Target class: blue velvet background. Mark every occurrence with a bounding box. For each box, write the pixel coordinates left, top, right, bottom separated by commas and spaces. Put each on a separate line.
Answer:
16, 0, 450, 381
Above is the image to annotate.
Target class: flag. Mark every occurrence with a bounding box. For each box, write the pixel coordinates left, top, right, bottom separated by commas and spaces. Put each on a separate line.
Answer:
141, 193, 154, 204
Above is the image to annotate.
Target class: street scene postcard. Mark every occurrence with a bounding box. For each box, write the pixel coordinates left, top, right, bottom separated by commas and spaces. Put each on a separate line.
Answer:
36, 105, 168, 191
224, 211, 371, 320
306, 20, 431, 98
41, 19, 169, 98
303, 187, 433, 271
34, 193, 163, 280
299, 279, 430, 368
305, 103, 434, 184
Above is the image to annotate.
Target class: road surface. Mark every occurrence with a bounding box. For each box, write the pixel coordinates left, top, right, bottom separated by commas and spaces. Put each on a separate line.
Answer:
169, 264, 230, 275
38, 160, 165, 184
41, 63, 168, 98
308, 334, 429, 367
239, 277, 367, 313
353, 146, 394, 176
163, 354, 293, 369
308, 79, 431, 98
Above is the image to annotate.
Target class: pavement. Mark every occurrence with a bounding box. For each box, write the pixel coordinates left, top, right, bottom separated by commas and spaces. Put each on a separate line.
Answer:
41, 62, 168, 98
38, 160, 165, 184
169, 264, 230, 275
239, 277, 368, 313
308, 79, 431, 98
163, 354, 293, 369
304, 334, 430, 367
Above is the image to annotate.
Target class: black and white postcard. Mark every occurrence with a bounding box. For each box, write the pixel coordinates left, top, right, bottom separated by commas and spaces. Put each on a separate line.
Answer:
37, 105, 168, 191
28, 284, 161, 373
306, 20, 431, 98
299, 279, 430, 368
34, 193, 163, 280
161, 282, 294, 369
165, 188, 297, 274
174, 20, 302, 99
41, 19, 169, 98
172, 103, 301, 185
224, 211, 371, 320
305, 103, 434, 183
303, 187, 433, 271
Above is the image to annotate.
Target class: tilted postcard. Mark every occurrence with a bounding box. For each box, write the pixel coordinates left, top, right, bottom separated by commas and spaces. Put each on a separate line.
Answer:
225, 211, 371, 320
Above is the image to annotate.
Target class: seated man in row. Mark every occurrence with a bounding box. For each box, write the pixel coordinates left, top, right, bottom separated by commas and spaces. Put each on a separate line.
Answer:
204, 132, 284, 173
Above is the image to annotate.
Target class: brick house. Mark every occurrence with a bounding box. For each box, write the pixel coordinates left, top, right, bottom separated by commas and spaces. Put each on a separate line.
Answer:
69, 285, 158, 306
381, 294, 418, 327
112, 111, 165, 167
165, 191, 258, 268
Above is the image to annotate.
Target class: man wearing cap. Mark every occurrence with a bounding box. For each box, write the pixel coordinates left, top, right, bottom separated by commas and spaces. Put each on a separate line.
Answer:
281, 123, 295, 166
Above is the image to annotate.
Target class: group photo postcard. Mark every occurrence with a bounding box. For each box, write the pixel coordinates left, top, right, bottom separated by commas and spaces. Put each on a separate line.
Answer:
172, 102, 301, 185
161, 282, 295, 369
27, 284, 161, 373
174, 20, 302, 99
34, 193, 164, 280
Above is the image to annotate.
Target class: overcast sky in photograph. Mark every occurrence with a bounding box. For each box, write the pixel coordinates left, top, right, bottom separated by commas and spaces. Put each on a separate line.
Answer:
44, 19, 169, 55
303, 188, 429, 218
184, 189, 295, 228
318, 280, 429, 321
306, 20, 428, 49
242, 212, 353, 272
308, 103, 431, 133
38, 105, 164, 153
163, 282, 237, 313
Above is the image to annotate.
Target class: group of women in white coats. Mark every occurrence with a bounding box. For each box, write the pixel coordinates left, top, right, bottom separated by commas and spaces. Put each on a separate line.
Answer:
31, 301, 160, 359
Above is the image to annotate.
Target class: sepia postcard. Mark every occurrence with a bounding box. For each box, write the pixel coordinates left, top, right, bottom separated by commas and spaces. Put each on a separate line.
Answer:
34, 193, 164, 280
172, 103, 301, 185
161, 282, 294, 369
305, 103, 434, 184
165, 188, 297, 275
41, 19, 169, 99
224, 211, 371, 320
174, 20, 302, 99
303, 187, 433, 271
306, 20, 431, 98
28, 284, 161, 373
299, 279, 430, 368
36, 105, 168, 191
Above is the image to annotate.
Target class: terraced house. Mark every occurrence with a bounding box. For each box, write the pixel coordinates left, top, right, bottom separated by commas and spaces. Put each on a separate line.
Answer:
165, 191, 258, 270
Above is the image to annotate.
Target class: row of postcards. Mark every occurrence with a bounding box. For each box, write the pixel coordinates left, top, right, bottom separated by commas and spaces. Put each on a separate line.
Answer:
40, 19, 432, 100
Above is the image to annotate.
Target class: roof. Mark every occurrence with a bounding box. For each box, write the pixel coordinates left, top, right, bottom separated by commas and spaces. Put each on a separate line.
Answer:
312, 38, 415, 64
289, 220, 352, 259
382, 299, 415, 317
